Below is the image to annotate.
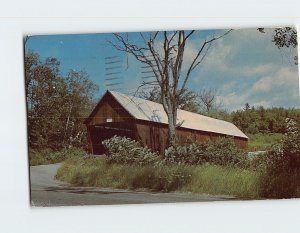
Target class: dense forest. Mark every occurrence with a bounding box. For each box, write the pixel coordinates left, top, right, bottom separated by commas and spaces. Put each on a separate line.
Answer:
230, 105, 300, 134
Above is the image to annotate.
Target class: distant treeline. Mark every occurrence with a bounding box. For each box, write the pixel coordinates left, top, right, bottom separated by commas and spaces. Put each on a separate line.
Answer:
230, 106, 300, 134
141, 87, 300, 135
205, 105, 300, 135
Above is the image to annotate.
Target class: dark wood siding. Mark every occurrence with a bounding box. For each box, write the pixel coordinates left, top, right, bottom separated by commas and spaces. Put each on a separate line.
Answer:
88, 122, 136, 154
85, 91, 248, 155
86, 93, 133, 126
135, 120, 248, 154
85, 92, 136, 154
135, 121, 168, 154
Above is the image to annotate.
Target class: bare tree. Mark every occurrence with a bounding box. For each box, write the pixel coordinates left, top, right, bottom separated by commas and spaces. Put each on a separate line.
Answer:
198, 88, 223, 113
111, 30, 232, 145
139, 86, 200, 113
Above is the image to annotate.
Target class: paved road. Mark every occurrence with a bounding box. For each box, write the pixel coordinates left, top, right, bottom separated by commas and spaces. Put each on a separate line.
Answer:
30, 163, 234, 206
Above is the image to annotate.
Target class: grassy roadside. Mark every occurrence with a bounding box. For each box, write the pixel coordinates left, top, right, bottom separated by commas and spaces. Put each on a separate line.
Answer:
29, 148, 85, 166
56, 157, 191, 191
56, 157, 262, 199
247, 133, 283, 151
180, 165, 262, 199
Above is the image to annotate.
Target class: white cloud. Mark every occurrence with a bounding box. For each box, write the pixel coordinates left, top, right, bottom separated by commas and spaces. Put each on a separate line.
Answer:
220, 67, 299, 110
219, 92, 248, 110
183, 28, 299, 110
120, 29, 299, 111
253, 67, 298, 94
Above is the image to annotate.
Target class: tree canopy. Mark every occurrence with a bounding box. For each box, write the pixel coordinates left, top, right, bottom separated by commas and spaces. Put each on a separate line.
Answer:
25, 51, 98, 150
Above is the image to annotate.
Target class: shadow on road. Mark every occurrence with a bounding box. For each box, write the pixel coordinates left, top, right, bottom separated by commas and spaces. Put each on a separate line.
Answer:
44, 186, 135, 195
30, 163, 236, 206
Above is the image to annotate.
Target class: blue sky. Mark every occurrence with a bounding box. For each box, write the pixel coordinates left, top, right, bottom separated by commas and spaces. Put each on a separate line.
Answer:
25, 28, 299, 111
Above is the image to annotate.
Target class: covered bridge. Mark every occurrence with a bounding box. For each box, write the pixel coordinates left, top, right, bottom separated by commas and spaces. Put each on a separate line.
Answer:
84, 90, 248, 155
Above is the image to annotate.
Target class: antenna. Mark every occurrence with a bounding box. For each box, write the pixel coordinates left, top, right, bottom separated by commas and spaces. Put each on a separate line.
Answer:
104, 55, 123, 92
137, 59, 159, 95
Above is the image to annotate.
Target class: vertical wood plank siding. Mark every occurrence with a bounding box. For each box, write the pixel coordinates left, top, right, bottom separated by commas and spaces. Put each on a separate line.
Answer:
85, 92, 248, 155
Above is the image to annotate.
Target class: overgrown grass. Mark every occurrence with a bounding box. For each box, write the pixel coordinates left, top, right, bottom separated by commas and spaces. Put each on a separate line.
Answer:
56, 157, 262, 198
56, 157, 191, 191
29, 148, 85, 166
54, 129, 300, 199
247, 133, 283, 151
180, 165, 262, 199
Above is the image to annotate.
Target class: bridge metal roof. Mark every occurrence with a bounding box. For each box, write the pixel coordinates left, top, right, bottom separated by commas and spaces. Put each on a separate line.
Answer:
109, 91, 248, 139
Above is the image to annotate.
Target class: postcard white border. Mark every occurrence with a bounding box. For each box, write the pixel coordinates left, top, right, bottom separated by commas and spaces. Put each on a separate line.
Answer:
0, 0, 300, 233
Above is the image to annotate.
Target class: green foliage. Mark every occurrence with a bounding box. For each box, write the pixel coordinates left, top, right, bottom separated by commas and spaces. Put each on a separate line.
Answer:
247, 133, 284, 151
164, 141, 209, 165
181, 165, 262, 199
257, 118, 300, 198
29, 148, 85, 166
102, 136, 161, 166
272, 27, 297, 49
164, 138, 248, 167
259, 169, 300, 199
25, 51, 98, 150
56, 157, 191, 192
272, 27, 298, 65
282, 119, 300, 169
231, 106, 300, 134
56, 124, 300, 199
103, 136, 247, 168
206, 138, 248, 167
56, 157, 262, 198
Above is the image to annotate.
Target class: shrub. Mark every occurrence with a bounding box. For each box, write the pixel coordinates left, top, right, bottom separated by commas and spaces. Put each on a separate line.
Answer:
259, 118, 300, 198
259, 169, 300, 199
102, 136, 161, 166
164, 138, 248, 167
164, 142, 209, 165
206, 138, 248, 167
282, 118, 300, 169
56, 157, 191, 192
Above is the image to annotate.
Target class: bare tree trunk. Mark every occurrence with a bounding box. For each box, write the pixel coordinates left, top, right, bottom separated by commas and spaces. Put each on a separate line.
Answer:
112, 30, 232, 147
167, 111, 176, 146
63, 104, 73, 147
165, 96, 178, 146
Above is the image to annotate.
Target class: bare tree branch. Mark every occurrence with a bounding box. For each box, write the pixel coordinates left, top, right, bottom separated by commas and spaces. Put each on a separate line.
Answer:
110, 29, 232, 145
180, 29, 233, 95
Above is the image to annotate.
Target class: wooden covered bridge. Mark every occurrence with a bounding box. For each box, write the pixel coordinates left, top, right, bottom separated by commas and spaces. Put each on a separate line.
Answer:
84, 90, 248, 155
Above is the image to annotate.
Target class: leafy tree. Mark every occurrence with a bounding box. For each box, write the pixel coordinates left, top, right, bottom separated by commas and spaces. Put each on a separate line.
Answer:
62, 70, 98, 147
260, 118, 300, 198
25, 51, 98, 150
244, 102, 251, 111
258, 27, 298, 65
230, 106, 300, 134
